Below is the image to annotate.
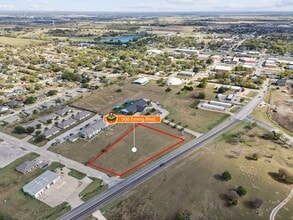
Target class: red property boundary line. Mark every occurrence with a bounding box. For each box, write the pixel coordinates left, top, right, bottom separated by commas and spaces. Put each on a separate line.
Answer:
88, 123, 185, 177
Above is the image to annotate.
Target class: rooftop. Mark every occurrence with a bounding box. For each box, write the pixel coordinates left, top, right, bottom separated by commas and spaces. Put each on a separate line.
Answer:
23, 170, 60, 196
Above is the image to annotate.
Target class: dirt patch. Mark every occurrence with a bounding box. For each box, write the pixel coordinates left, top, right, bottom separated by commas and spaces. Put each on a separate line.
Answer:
270, 86, 293, 132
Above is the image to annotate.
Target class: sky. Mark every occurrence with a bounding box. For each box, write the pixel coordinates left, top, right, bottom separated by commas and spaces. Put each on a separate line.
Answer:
0, 0, 292, 12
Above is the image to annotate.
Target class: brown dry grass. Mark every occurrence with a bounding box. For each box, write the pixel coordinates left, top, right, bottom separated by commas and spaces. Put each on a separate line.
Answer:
103, 123, 293, 220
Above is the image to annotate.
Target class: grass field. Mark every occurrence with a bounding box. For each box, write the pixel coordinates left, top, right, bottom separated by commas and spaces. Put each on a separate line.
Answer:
0, 153, 71, 220
79, 178, 108, 202
68, 169, 87, 180
90, 123, 184, 176
50, 123, 192, 175
0, 36, 43, 46
247, 91, 258, 98
73, 80, 229, 133
103, 123, 293, 220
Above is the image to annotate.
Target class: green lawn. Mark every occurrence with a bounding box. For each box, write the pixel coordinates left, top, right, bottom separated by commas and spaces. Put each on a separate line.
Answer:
68, 169, 87, 180
79, 178, 108, 202
0, 154, 70, 220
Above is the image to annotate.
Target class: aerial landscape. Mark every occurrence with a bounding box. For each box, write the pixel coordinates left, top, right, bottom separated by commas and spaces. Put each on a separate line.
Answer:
0, 0, 292, 220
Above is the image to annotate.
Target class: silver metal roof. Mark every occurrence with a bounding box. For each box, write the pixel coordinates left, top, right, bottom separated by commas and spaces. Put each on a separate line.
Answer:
23, 170, 60, 196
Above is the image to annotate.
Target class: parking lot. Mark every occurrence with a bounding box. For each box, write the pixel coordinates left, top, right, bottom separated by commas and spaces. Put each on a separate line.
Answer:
0, 141, 29, 168
38, 167, 92, 208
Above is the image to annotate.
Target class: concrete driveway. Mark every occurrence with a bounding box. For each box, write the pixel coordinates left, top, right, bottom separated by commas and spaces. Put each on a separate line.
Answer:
38, 167, 92, 208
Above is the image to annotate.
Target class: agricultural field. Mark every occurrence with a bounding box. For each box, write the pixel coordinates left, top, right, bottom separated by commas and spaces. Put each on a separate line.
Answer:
50, 122, 192, 176
73, 80, 230, 133
103, 123, 293, 220
0, 36, 44, 46
0, 153, 70, 220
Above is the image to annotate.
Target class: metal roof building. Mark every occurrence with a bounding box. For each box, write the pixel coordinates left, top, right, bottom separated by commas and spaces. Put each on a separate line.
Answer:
80, 118, 108, 139
23, 170, 60, 198
132, 77, 149, 85
16, 160, 38, 174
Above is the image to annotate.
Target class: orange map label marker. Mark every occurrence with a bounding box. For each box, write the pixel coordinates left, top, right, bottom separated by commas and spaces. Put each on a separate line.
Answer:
103, 113, 161, 125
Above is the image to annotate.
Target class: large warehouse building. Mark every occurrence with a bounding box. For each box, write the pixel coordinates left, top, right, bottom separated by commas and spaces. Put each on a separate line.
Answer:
23, 170, 60, 198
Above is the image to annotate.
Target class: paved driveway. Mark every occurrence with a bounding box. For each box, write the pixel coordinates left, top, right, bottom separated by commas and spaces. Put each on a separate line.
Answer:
38, 167, 92, 208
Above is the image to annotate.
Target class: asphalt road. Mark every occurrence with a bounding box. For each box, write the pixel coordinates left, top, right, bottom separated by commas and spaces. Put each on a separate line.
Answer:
59, 81, 269, 220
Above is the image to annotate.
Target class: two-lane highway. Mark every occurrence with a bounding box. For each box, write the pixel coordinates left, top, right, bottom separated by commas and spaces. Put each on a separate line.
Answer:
59, 81, 269, 220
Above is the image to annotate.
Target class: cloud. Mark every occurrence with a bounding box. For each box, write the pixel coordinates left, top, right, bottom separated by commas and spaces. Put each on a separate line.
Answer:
0, 4, 16, 10
223, 0, 293, 10
122, 3, 175, 10
165, 0, 209, 4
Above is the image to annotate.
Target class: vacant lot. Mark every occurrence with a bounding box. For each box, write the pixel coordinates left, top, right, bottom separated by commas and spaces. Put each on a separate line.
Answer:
253, 87, 293, 136
73, 80, 229, 133
0, 153, 71, 220
104, 123, 293, 220
90, 123, 184, 176
50, 123, 192, 174
270, 87, 293, 133
0, 36, 43, 46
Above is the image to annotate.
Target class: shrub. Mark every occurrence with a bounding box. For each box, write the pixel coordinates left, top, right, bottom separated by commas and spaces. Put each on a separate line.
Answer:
252, 153, 261, 160
115, 88, 122, 93
231, 198, 238, 206
222, 171, 232, 181
26, 126, 35, 134
278, 168, 293, 184
236, 186, 247, 197
165, 87, 172, 92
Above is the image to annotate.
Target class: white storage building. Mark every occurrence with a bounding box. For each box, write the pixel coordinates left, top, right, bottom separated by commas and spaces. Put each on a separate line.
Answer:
178, 71, 195, 77
209, 100, 232, 108
202, 103, 225, 111
23, 170, 60, 198
132, 77, 149, 85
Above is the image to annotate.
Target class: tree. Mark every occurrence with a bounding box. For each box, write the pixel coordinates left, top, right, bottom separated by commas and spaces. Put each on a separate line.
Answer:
198, 78, 207, 88
198, 92, 206, 99
251, 198, 263, 209
26, 126, 35, 134
222, 171, 232, 181
34, 134, 46, 143
24, 96, 36, 105
236, 186, 247, 197
36, 124, 41, 129
165, 87, 172, 92
278, 168, 293, 184
33, 109, 38, 115
193, 66, 200, 73
176, 209, 192, 220
46, 119, 52, 124
13, 126, 26, 134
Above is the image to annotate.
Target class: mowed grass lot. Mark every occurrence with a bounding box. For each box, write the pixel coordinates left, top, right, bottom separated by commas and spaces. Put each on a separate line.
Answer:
50, 123, 193, 173
0, 153, 70, 220
103, 123, 293, 220
91, 123, 185, 175
79, 178, 108, 202
73, 80, 229, 133
0, 36, 43, 46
